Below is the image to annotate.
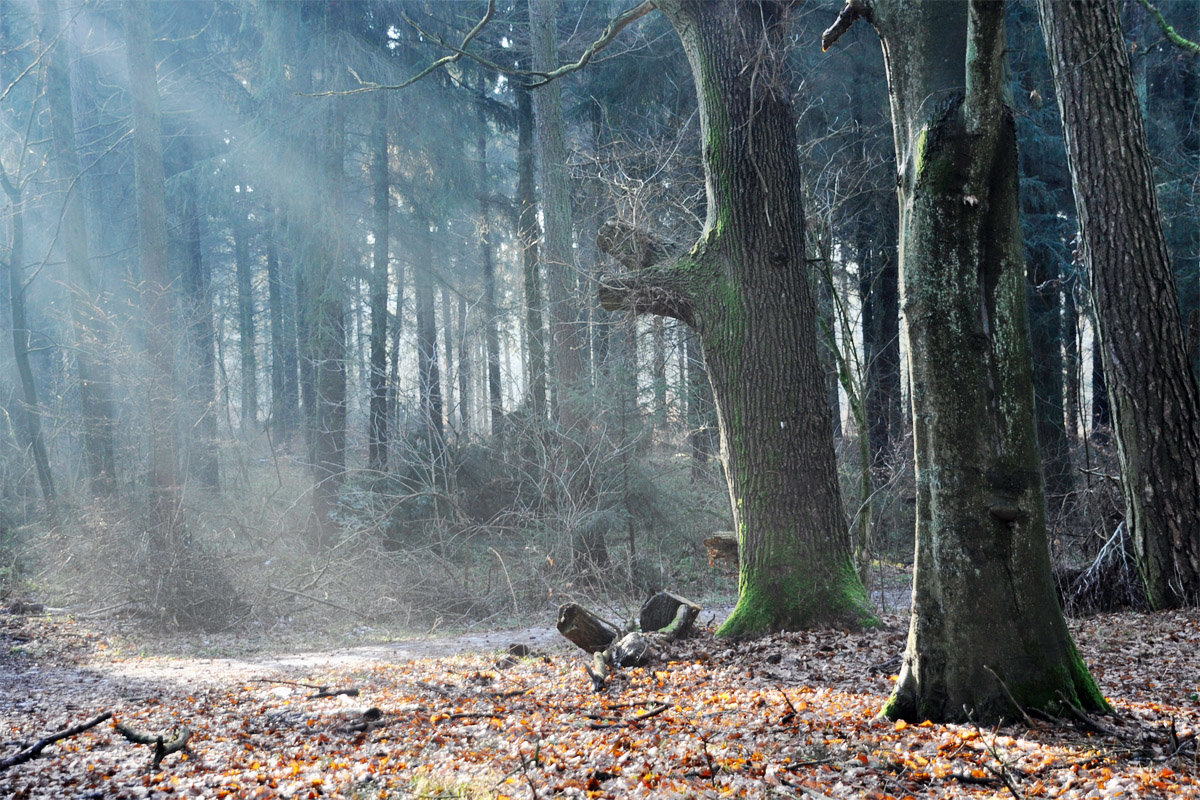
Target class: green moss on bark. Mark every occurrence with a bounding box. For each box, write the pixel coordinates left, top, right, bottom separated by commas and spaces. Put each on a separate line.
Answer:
717, 558, 877, 637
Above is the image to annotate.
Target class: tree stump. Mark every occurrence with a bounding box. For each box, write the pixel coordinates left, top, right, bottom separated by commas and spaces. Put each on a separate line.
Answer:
639, 591, 700, 638
556, 603, 618, 653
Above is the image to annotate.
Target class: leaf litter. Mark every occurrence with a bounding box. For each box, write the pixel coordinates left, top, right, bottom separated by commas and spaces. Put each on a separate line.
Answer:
1, 608, 1197, 799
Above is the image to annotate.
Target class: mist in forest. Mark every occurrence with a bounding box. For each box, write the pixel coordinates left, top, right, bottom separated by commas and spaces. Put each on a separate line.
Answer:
0, 0, 1195, 636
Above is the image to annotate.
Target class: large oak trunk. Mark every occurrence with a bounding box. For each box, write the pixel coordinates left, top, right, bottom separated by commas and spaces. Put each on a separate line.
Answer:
600, 0, 874, 633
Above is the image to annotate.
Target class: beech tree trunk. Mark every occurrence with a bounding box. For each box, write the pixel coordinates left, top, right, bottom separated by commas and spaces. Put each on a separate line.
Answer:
1037, 0, 1200, 609
826, 0, 1106, 721
600, 0, 874, 634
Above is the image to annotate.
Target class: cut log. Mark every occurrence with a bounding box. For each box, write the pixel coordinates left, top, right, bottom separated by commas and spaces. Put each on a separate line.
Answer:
639, 591, 700, 637
557, 603, 618, 653
703, 532, 738, 570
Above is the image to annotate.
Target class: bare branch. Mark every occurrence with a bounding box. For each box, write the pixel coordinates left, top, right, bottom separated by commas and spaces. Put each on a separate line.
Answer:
304, 0, 497, 96
597, 220, 695, 325
821, 0, 871, 52
524, 0, 656, 88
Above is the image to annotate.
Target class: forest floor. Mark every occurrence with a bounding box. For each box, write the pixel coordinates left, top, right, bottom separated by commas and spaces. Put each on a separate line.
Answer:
1, 602, 1198, 799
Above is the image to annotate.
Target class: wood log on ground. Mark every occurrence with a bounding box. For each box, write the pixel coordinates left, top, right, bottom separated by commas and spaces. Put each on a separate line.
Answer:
638, 591, 700, 638
557, 602, 618, 653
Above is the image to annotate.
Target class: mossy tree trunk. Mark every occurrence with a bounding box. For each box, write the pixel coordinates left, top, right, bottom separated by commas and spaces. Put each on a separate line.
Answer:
825, 0, 1107, 721
1037, 0, 1200, 610
599, 0, 874, 634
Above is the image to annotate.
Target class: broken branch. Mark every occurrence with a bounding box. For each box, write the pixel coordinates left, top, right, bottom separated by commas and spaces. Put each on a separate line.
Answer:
0, 711, 112, 771
114, 721, 192, 769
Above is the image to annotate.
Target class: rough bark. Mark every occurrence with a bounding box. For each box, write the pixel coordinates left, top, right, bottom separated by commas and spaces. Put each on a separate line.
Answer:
1037, 0, 1200, 609
601, 0, 874, 633
38, 0, 116, 492
827, 0, 1106, 721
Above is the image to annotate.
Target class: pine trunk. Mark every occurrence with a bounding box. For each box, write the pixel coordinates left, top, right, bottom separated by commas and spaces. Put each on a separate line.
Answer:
1037, 0, 1200, 609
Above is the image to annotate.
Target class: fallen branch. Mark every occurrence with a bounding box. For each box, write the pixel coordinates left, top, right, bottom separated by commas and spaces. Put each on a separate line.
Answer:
586, 701, 669, 729
114, 720, 191, 769
0, 711, 112, 771
1055, 691, 1120, 737
249, 678, 360, 699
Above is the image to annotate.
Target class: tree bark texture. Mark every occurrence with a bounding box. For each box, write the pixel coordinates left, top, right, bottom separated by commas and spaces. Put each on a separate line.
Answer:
829, 0, 1107, 721
1037, 0, 1200, 609
601, 0, 873, 634
125, 0, 181, 535
38, 0, 116, 492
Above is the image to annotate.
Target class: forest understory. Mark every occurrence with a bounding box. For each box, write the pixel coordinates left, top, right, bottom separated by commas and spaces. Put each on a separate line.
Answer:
1, 603, 1197, 800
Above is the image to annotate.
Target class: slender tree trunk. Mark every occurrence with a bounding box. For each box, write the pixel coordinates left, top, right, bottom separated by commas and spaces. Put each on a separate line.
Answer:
827, 0, 1106, 721
415, 231, 444, 451
1063, 284, 1080, 442
1038, 0, 1200, 609
180, 147, 219, 489
124, 0, 180, 537
602, 0, 873, 633
266, 209, 298, 438
368, 91, 390, 472
1, 179, 56, 511
1028, 243, 1072, 498
477, 105, 504, 434
38, 0, 116, 492
457, 293, 470, 435
516, 81, 547, 419
528, 0, 583, 430
233, 190, 257, 429
651, 317, 667, 428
